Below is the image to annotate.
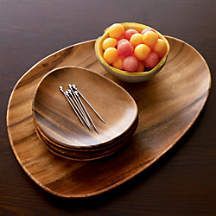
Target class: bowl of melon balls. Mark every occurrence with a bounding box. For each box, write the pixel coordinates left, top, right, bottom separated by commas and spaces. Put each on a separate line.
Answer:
95, 22, 170, 82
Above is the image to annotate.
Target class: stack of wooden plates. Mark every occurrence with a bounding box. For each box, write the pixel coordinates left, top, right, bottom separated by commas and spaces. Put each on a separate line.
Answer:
32, 67, 138, 161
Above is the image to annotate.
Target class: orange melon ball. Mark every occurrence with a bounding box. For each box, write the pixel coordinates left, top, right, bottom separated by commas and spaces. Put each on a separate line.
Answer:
142, 31, 158, 47
137, 62, 145, 72
108, 23, 125, 39
153, 39, 167, 57
103, 47, 118, 64
134, 44, 151, 61
102, 38, 117, 50
117, 35, 125, 40
130, 33, 143, 46
112, 58, 123, 70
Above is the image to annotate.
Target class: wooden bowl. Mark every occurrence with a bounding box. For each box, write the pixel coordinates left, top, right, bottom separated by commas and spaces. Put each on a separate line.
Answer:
32, 66, 138, 150
95, 22, 170, 83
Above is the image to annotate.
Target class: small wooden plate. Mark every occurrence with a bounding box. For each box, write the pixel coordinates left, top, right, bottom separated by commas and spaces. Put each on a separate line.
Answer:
35, 116, 138, 153
32, 67, 138, 150
35, 119, 137, 161
7, 36, 211, 198
39, 133, 131, 161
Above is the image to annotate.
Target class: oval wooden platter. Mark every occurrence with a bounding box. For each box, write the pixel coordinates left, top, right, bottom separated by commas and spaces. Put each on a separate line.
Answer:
32, 67, 138, 149
7, 36, 211, 198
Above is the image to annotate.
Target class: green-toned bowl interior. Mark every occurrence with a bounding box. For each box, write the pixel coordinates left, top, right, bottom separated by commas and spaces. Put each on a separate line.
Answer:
95, 22, 170, 77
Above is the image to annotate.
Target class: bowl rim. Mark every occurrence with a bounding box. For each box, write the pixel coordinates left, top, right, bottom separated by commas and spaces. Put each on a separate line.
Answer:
95, 22, 170, 77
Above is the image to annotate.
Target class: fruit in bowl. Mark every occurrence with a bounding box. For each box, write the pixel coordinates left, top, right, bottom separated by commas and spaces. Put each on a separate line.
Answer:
95, 22, 170, 82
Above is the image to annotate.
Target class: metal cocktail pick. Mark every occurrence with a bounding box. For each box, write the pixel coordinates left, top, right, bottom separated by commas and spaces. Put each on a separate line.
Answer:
59, 86, 91, 130
70, 89, 98, 133
69, 84, 105, 123
59, 84, 105, 133
67, 89, 95, 131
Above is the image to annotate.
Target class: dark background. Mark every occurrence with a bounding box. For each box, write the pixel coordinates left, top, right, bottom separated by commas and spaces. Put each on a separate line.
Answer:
0, 0, 215, 215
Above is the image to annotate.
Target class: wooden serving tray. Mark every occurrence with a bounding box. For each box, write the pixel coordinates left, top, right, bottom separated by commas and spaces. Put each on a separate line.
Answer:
7, 36, 211, 198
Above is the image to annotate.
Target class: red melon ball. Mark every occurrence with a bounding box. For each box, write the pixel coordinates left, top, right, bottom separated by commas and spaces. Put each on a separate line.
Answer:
125, 29, 138, 40
123, 56, 139, 72
117, 39, 129, 46
117, 40, 133, 57
141, 27, 153, 34
144, 52, 160, 69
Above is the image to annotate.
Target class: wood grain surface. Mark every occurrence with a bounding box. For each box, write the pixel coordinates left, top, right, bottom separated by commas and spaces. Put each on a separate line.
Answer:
32, 67, 138, 149
1, 1, 216, 215
6, 36, 211, 198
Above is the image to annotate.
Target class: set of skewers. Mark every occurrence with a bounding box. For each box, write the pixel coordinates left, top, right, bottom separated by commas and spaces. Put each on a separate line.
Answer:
59, 84, 105, 133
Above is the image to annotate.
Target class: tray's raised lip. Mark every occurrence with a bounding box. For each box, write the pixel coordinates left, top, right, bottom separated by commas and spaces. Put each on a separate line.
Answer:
6, 36, 211, 199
